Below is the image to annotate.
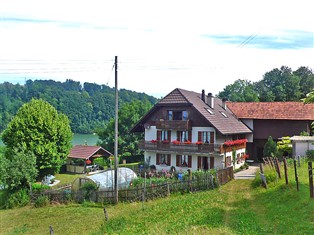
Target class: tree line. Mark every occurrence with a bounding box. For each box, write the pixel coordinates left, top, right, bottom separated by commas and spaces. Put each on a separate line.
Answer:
0, 79, 157, 134
217, 66, 314, 102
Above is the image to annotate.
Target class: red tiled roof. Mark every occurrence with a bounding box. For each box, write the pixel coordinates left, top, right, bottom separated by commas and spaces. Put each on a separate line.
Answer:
132, 88, 252, 135
227, 102, 314, 120
69, 145, 112, 159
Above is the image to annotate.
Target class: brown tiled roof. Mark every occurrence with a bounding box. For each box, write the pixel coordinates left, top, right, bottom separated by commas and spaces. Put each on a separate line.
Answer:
69, 145, 112, 159
227, 102, 314, 120
132, 88, 252, 135
177, 89, 252, 135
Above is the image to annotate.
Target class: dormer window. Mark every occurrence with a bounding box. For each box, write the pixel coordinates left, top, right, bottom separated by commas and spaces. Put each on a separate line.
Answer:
205, 108, 214, 115
168, 110, 188, 121
220, 111, 228, 118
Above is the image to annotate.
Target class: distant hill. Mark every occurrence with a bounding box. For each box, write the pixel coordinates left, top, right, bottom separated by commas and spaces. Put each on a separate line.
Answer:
0, 79, 157, 133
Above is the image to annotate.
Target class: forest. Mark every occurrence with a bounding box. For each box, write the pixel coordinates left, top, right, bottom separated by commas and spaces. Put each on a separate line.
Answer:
0, 79, 157, 134
217, 66, 314, 102
1, 66, 313, 134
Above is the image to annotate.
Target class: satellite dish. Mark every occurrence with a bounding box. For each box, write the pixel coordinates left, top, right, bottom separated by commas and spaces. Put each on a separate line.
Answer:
144, 124, 150, 129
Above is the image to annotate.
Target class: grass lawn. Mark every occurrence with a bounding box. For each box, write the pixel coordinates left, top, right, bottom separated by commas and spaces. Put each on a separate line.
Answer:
0, 161, 313, 234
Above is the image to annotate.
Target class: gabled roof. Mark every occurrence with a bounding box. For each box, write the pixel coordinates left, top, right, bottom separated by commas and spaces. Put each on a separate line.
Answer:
69, 145, 112, 159
132, 88, 252, 135
227, 102, 314, 120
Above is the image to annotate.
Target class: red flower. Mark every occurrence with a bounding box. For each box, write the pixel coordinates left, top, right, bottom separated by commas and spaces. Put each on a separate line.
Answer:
223, 139, 248, 147
151, 139, 158, 143
184, 140, 192, 144
195, 141, 203, 145
172, 140, 181, 144
86, 159, 92, 165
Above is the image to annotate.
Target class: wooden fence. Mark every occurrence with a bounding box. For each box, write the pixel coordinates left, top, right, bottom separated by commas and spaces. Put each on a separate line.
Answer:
32, 167, 234, 204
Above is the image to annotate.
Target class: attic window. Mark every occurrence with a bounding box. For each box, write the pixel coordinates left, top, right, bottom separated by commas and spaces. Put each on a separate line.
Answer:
205, 108, 214, 115
220, 111, 228, 118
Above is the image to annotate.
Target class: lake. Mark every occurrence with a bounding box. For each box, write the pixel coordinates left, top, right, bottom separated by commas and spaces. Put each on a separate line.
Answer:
0, 133, 100, 147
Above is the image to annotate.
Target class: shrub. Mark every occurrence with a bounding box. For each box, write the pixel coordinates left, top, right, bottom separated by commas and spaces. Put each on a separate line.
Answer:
5, 189, 30, 209
32, 183, 50, 193
34, 195, 50, 207
306, 150, 314, 161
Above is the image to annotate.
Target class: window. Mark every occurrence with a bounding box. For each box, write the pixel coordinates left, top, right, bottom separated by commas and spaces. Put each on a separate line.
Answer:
205, 108, 214, 115
157, 154, 171, 166
220, 111, 228, 118
168, 110, 188, 120
177, 131, 190, 142
176, 155, 192, 167
161, 130, 168, 141
198, 131, 213, 143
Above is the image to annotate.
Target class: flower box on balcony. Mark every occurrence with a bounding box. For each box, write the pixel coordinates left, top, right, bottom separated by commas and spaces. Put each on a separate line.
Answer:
195, 141, 202, 145
162, 140, 170, 144
184, 140, 192, 144
151, 139, 158, 143
172, 140, 181, 144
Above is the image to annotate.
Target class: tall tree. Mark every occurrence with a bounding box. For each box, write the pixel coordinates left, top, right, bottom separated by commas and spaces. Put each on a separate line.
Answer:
98, 100, 152, 158
294, 66, 314, 98
1, 99, 73, 177
218, 79, 259, 102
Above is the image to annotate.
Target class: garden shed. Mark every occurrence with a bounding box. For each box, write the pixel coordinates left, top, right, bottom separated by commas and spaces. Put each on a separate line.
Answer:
290, 136, 314, 157
71, 167, 138, 191
66, 145, 112, 173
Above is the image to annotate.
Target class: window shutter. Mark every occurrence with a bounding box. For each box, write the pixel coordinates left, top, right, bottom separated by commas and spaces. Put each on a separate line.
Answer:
210, 157, 214, 169
210, 132, 214, 144
157, 131, 161, 141
167, 130, 171, 141
197, 156, 202, 169
198, 132, 202, 142
188, 131, 192, 141
167, 154, 171, 166
188, 155, 192, 168
176, 131, 181, 141
156, 154, 160, 165
176, 155, 180, 167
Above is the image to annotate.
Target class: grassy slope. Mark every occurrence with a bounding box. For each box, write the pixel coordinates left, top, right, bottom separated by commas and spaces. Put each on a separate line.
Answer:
1, 163, 314, 235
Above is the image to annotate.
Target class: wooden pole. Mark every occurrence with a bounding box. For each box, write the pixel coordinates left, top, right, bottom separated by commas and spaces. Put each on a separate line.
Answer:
275, 158, 281, 179
294, 159, 299, 191
283, 158, 288, 185
309, 162, 313, 198
114, 56, 119, 204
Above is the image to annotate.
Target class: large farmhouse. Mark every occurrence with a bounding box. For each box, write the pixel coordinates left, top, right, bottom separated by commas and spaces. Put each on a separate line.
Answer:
132, 88, 314, 171
132, 88, 252, 172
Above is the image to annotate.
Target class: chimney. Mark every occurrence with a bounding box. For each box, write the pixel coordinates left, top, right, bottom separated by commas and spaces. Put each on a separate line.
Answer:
222, 98, 227, 110
207, 93, 214, 109
201, 89, 205, 102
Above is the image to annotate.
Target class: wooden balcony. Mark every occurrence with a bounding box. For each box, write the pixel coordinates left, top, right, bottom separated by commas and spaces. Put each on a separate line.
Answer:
156, 120, 192, 131
138, 140, 223, 155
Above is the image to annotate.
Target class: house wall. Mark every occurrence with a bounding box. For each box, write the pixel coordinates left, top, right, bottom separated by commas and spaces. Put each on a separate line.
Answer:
293, 141, 314, 157
253, 120, 310, 140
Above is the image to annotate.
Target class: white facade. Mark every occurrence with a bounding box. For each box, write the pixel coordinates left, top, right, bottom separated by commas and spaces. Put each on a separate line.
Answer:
144, 125, 246, 172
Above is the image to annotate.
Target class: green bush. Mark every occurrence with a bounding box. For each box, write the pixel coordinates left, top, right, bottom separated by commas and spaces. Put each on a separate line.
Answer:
32, 183, 50, 193
5, 189, 30, 209
306, 150, 314, 161
34, 195, 50, 207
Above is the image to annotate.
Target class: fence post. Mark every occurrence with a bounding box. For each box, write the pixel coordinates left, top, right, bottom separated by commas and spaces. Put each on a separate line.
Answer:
283, 158, 288, 185
309, 162, 313, 199
49, 225, 54, 235
259, 163, 268, 189
294, 159, 299, 191
275, 158, 281, 179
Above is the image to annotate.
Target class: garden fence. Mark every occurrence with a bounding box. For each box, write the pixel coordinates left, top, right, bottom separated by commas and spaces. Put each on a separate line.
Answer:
31, 167, 234, 204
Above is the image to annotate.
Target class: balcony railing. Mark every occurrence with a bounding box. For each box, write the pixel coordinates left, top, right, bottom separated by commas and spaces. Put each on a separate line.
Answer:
156, 120, 191, 130
138, 140, 223, 154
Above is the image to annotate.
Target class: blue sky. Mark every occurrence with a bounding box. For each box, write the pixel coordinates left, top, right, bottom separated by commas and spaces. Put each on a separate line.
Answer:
1, 0, 313, 98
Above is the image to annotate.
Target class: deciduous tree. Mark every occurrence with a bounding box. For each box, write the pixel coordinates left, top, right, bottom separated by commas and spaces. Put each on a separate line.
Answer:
1, 99, 72, 177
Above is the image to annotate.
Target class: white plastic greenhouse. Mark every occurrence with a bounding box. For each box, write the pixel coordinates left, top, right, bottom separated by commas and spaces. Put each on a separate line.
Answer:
72, 167, 137, 191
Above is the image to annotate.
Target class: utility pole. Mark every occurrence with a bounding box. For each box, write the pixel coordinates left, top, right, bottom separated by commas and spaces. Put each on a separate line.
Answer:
114, 56, 119, 204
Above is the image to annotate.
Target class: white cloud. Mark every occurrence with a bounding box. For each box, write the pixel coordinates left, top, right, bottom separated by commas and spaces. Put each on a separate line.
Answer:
1, 0, 313, 97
